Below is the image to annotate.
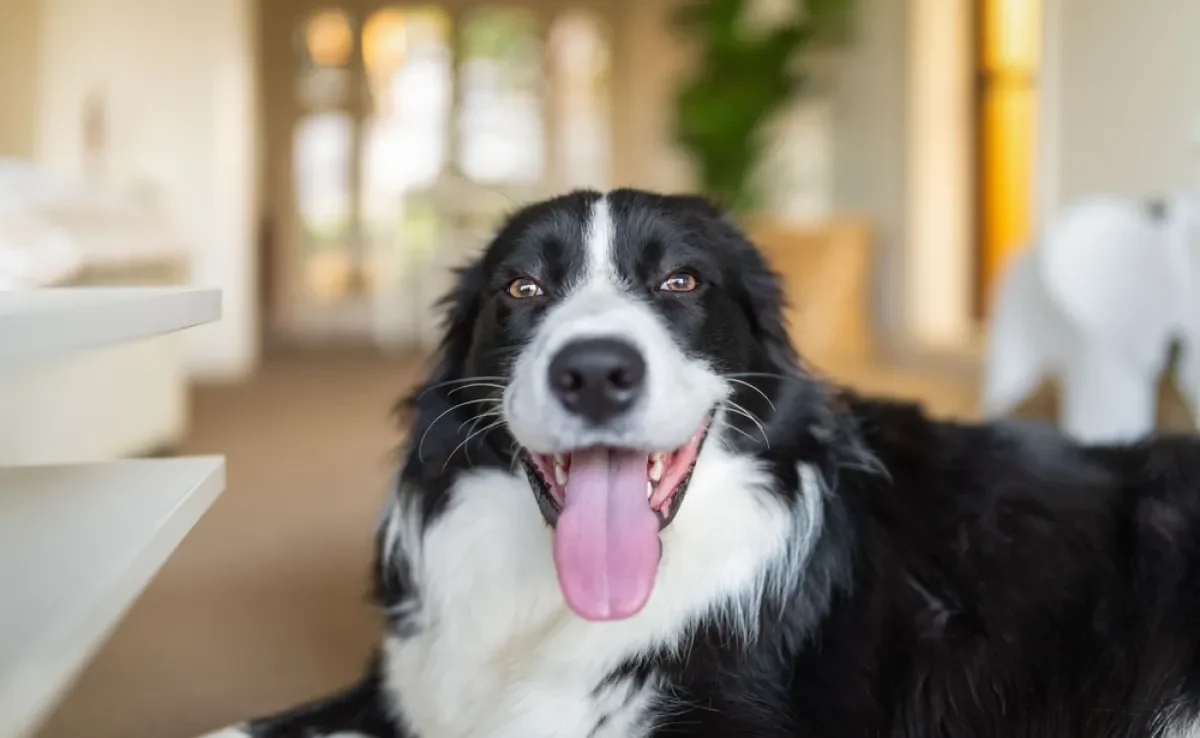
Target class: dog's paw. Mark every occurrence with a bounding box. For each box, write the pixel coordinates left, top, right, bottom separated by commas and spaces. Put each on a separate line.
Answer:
196, 728, 250, 738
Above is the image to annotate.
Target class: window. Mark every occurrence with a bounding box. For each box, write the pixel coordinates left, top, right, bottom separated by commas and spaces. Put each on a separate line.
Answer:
278, 3, 614, 338
295, 8, 354, 111
457, 8, 545, 184
360, 6, 453, 297
293, 112, 355, 301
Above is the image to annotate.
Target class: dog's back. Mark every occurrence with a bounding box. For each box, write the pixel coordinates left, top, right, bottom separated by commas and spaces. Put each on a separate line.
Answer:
781, 398, 1200, 737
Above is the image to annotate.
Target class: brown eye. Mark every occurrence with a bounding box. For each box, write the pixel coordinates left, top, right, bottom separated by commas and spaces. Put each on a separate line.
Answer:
659, 272, 698, 293
506, 277, 544, 299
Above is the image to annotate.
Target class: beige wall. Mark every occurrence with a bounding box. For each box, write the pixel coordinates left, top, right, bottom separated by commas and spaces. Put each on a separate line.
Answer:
1048, 0, 1200, 208
829, 0, 910, 350
0, 0, 41, 157
37, 0, 260, 380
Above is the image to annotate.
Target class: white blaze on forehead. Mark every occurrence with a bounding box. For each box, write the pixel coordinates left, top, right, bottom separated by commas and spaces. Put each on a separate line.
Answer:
584, 194, 615, 282
503, 189, 727, 454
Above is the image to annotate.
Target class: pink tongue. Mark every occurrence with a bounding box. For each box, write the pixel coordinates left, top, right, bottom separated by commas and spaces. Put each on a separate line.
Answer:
553, 447, 661, 621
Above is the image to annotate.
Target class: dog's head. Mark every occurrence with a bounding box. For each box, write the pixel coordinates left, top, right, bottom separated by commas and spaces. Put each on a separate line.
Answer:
409, 189, 803, 621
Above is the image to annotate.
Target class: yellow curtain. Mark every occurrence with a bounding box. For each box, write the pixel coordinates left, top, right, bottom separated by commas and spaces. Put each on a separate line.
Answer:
978, 0, 1040, 313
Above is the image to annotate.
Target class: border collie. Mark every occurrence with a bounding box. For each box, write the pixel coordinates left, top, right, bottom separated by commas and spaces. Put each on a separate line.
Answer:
204, 189, 1200, 737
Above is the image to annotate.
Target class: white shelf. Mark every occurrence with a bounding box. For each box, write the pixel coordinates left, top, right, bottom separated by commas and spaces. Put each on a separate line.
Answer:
0, 287, 221, 366
0, 457, 226, 737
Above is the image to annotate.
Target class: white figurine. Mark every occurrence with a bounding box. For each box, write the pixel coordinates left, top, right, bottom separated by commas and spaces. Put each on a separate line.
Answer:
983, 191, 1200, 442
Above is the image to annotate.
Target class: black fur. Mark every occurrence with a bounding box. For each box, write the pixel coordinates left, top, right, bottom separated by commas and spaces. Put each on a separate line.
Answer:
225, 189, 1200, 738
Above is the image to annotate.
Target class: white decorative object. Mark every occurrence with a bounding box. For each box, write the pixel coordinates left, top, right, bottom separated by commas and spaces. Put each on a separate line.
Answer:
982, 192, 1200, 442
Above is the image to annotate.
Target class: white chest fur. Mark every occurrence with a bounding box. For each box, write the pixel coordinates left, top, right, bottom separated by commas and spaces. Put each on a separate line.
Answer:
378, 448, 814, 738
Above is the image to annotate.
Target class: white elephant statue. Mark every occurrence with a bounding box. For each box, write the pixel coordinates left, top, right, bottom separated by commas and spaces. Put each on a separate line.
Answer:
982, 190, 1200, 443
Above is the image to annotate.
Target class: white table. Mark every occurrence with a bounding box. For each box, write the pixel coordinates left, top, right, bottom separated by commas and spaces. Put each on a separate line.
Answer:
0, 287, 227, 737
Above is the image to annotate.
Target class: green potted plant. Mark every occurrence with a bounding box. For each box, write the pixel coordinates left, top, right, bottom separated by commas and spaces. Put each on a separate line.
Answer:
673, 0, 854, 213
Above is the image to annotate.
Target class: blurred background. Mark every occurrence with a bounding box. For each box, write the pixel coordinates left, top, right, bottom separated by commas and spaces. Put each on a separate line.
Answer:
1, 0, 1197, 735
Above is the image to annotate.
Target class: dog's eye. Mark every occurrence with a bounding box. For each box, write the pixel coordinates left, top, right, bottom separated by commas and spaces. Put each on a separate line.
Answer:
506, 277, 544, 299
659, 272, 698, 293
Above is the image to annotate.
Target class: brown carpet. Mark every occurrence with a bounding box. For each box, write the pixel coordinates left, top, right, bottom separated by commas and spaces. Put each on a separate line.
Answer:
39, 352, 425, 738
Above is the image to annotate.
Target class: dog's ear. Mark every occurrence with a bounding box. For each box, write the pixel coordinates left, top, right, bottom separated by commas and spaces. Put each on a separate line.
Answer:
738, 244, 799, 374
395, 257, 487, 423
428, 257, 487, 385
696, 205, 798, 375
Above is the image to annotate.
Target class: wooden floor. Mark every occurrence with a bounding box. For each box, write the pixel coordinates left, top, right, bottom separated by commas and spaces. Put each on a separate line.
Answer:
37, 350, 980, 738
40, 353, 425, 738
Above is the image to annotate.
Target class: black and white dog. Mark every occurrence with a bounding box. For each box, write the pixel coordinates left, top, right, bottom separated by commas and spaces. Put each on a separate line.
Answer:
205, 189, 1200, 737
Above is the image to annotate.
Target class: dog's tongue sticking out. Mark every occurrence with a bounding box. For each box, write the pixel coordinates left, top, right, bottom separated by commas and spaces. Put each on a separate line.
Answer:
553, 447, 660, 621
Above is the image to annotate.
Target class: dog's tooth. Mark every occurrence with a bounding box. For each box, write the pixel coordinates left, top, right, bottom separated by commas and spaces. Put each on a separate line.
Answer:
647, 481, 654, 499
554, 465, 568, 486
649, 456, 664, 483
554, 453, 567, 467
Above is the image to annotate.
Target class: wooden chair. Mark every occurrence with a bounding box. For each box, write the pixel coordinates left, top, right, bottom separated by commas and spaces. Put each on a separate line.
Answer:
743, 215, 876, 369
745, 215, 981, 420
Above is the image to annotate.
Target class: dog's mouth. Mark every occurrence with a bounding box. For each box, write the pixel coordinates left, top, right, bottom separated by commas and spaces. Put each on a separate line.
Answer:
519, 415, 712, 622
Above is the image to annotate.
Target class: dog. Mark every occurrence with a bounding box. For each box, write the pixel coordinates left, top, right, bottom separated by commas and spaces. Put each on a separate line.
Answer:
204, 189, 1200, 737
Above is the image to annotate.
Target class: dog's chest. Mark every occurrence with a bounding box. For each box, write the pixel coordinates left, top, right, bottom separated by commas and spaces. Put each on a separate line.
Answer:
377, 456, 790, 738
384, 626, 659, 738
378, 472, 666, 738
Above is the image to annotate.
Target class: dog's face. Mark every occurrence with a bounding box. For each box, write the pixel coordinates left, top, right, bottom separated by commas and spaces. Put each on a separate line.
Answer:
418, 189, 796, 621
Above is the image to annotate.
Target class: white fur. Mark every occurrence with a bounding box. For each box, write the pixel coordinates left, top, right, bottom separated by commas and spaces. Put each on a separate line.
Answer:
505, 195, 727, 453
584, 195, 614, 280
382, 447, 822, 738
1159, 714, 1200, 737
198, 727, 375, 737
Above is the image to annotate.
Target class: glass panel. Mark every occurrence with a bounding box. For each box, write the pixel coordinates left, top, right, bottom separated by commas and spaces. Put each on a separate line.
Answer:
458, 8, 545, 184
549, 10, 611, 189
302, 8, 355, 66
293, 112, 355, 303
360, 5, 452, 302
295, 9, 354, 111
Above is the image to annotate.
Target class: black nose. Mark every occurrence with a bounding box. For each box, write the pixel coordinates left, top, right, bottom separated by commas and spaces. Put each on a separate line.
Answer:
548, 338, 646, 423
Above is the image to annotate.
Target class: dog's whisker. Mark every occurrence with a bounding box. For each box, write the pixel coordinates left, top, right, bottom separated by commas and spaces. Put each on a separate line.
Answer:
722, 371, 793, 380
456, 412, 499, 441
417, 398, 503, 463
443, 418, 508, 472
721, 422, 761, 448
446, 383, 506, 397
721, 400, 770, 448
458, 408, 502, 435
457, 406, 503, 465
415, 376, 507, 399
723, 377, 776, 412
427, 375, 506, 385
